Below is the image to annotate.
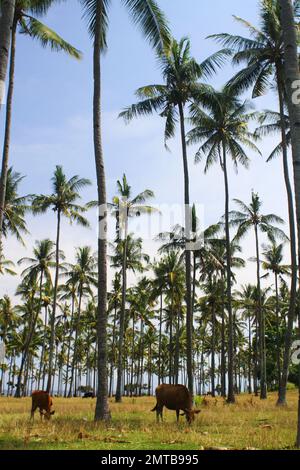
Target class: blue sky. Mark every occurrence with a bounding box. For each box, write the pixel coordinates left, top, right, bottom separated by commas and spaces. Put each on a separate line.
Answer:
1, 0, 293, 296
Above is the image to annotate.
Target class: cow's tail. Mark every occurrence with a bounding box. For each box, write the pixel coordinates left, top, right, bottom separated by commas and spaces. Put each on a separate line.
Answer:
151, 404, 157, 412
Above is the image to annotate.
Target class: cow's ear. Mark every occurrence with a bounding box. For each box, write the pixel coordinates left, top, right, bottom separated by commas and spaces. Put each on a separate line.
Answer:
51, 411, 55, 415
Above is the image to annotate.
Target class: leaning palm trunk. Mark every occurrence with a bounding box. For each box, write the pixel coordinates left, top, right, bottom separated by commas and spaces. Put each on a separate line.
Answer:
46, 210, 61, 393
222, 142, 235, 403
178, 102, 193, 396
279, 0, 300, 448
0, 15, 16, 252
254, 224, 267, 399
115, 235, 128, 402
0, 0, 15, 109
93, 0, 110, 422
276, 72, 298, 406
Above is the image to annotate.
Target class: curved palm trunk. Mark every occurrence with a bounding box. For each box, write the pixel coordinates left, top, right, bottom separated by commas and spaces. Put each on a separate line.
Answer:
0, 16, 16, 252
222, 142, 235, 403
115, 235, 128, 402
254, 224, 267, 399
93, 1, 110, 421
276, 73, 297, 405
174, 309, 180, 384
46, 209, 61, 393
178, 101, 193, 396
0, 0, 15, 109
279, 0, 300, 446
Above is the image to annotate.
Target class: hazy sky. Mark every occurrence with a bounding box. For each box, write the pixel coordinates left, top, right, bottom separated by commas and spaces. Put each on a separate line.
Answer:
0, 0, 293, 298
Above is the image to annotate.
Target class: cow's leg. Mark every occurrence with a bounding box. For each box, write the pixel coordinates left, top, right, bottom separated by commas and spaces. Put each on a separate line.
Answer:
160, 406, 163, 422
30, 405, 37, 421
176, 409, 180, 423
156, 407, 160, 423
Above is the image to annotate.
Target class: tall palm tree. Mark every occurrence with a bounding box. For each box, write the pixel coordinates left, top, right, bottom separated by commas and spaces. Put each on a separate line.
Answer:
0, 0, 16, 107
187, 86, 260, 403
109, 174, 156, 402
0, 0, 81, 252
31, 165, 91, 393
230, 191, 286, 399
80, 0, 170, 422
209, 0, 299, 406
119, 38, 229, 395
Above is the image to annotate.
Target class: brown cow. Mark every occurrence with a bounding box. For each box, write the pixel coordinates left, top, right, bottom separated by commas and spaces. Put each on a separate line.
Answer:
151, 384, 200, 424
31, 391, 55, 421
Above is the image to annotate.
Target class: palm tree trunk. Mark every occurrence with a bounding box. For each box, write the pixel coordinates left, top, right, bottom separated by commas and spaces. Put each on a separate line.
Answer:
115, 235, 128, 402
248, 316, 252, 394
178, 101, 193, 396
0, 15, 16, 251
279, 0, 300, 445
254, 224, 267, 399
64, 295, 75, 397
274, 272, 282, 393
221, 275, 226, 397
46, 209, 61, 393
15, 272, 44, 397
109, 304, 117, 397
68, 289, 83, 397
93, 0, 110, 422
222, 141, 235, 403
0, 0, 15, 108
276, 72, 297, 405
158, 293, 163, 385
211, 302, 216, 397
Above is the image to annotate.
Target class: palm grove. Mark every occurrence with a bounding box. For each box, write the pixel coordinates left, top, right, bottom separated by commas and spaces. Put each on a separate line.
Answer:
0, 0, 300, 446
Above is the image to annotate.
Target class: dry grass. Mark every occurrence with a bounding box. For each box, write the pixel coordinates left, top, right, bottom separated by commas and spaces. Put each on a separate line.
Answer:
0, 391, 298, 450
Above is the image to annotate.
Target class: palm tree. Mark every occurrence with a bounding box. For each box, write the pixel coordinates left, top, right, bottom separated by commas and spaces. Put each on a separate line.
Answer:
0, 0, 81, 252
64, 246, 97, 397
209, 0, 299, 406
31, 165, 91, 393
187, 86, 260, 403
80, 0, 170, 422
1, 167, 30, 246
261, 241, 290, 387
120, 37, 230, 395
109, 174, 156, 402
279, 0, 300, 447
0, 0, 16, 107
230, 191, 286, 399
111, 233, 150, 401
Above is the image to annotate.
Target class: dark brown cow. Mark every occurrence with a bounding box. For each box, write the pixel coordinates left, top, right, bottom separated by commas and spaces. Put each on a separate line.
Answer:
31, 391, 55, 421
151, 384, 200, 424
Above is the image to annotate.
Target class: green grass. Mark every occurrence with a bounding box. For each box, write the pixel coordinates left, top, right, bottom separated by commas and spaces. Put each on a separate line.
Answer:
0, 391, 299, 450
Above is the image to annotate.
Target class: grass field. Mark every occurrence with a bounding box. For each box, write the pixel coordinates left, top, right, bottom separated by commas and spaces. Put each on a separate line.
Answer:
0, 391, 298, 450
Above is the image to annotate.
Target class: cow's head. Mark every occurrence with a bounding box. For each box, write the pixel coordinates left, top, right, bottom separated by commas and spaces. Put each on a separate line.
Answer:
180, 409, 201, 424
41, 410, 55, 420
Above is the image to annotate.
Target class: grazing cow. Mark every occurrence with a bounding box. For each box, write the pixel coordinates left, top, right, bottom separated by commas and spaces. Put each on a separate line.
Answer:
82, 392, 95, 398
151, 384, 201, 424
31, 391, 55, 421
